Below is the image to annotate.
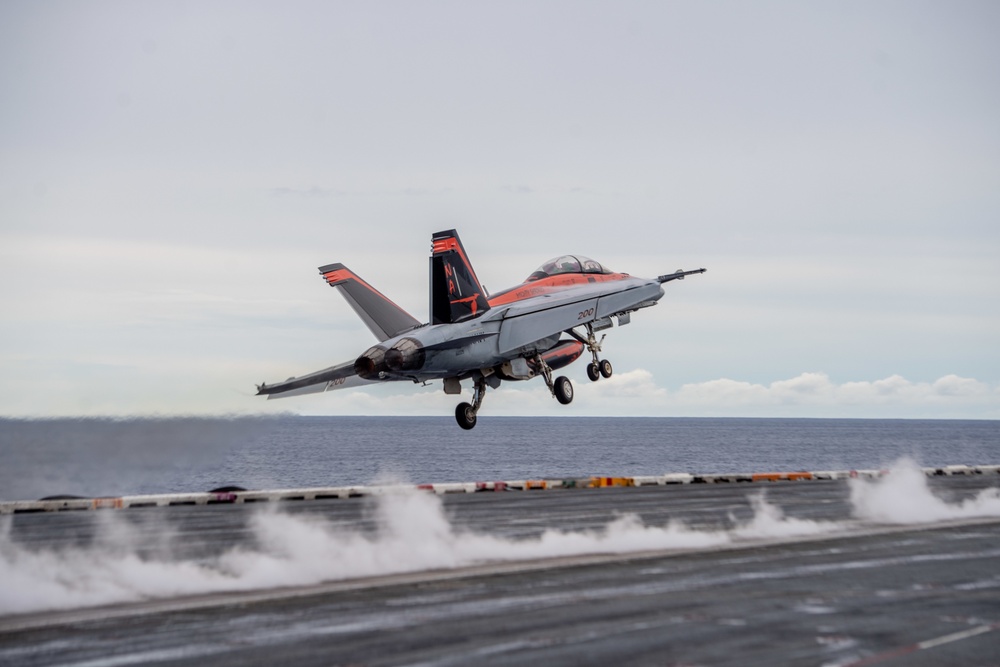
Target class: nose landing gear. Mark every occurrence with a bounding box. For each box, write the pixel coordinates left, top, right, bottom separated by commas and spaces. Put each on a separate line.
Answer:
574, 323, 614, 383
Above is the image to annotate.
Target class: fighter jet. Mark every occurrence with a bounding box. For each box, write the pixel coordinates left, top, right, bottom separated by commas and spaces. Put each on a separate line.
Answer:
257, 229, 705, 429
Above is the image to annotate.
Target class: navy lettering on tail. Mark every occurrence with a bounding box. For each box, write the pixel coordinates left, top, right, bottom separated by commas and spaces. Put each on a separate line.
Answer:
429, 229, 491, 324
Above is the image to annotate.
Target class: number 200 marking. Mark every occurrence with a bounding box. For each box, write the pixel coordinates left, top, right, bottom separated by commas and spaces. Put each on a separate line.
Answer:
577, 308, 595, 320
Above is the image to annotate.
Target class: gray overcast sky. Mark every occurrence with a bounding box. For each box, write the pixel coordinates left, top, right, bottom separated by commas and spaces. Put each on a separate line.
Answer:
1, 0, 998, 418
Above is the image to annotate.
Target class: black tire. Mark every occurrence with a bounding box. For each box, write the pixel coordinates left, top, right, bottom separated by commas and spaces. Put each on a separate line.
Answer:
554, 376, 574, 405
599, 359, 613, 378
586, 362, 601, 382
455, 402, 477, 430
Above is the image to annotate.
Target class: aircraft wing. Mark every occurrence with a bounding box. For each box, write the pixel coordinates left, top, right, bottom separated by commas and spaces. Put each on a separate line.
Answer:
492, 279, 666, 355
255, 360, 377, 399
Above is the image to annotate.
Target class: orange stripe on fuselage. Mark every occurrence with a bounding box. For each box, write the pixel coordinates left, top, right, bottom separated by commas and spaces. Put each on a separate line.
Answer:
487, 273, 630, 307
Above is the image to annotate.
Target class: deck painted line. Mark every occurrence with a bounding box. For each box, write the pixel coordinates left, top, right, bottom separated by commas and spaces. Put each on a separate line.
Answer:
917, 624, 993, 649
842, 623, 998, 666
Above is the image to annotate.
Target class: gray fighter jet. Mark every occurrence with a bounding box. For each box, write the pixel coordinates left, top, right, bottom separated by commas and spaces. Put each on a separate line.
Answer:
257, 229, 705, 429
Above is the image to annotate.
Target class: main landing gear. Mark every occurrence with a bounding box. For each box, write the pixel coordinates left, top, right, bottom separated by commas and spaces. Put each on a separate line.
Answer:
573, 323, 614, 383
455, 376, 487, 430
535, 354, 574, 405
453, 355, 575, 430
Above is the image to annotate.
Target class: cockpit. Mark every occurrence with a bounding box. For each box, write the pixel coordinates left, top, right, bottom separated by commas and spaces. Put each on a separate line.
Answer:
526, 255, 612, 282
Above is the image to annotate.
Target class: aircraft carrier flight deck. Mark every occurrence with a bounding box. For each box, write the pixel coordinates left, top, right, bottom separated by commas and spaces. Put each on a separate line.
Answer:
1, 469, 999, 666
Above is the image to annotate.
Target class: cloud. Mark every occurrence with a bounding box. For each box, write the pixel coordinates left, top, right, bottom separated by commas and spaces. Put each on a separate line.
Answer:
577, 368, 667, 400
672, 377, 770, 405
284, 370, 998, 420
932, 374, 991, 397
669, 372, 998, 418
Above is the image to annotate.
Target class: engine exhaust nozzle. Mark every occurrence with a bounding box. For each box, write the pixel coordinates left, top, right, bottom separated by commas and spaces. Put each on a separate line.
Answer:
384, 337, 425, 372
354, 345, 388, 380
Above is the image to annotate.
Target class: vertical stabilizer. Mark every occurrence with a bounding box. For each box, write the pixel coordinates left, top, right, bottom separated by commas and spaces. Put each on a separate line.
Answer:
429, 229, 491, 324
319, 263, 421, 342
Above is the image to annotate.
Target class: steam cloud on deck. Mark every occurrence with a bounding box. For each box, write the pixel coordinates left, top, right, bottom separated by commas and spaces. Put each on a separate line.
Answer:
1, 460, 998, 616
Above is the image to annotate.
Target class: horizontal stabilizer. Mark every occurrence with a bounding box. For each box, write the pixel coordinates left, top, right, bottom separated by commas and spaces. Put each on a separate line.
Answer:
256, 360, 358, 397
263, 373, 378, 399
319, 263, 421, 342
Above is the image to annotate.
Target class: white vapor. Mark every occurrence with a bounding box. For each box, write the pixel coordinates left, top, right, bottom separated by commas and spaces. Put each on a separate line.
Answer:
850, 458, 1000, 524
1, 459, 998, 616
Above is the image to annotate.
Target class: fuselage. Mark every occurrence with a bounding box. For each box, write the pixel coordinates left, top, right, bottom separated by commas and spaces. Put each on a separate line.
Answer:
487, 270, 633, 307
355, 268, 664, 383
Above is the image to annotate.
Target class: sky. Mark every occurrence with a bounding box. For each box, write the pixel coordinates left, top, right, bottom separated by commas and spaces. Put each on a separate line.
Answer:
1, 0, 998, 419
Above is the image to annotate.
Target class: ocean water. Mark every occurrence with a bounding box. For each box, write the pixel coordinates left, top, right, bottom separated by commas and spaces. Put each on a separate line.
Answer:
0, 416, 1000, 500
0, 416, 998, 501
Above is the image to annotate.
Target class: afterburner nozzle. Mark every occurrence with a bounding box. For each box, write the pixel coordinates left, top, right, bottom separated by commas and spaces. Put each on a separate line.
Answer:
384, 337, 426, 372
355, 345, 388, 379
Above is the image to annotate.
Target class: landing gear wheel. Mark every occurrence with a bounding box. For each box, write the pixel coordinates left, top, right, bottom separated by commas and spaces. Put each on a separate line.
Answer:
455, 402, 477, 430
599, 359, 613, 378
554, 376, 574, 405
587, 362, 601, 382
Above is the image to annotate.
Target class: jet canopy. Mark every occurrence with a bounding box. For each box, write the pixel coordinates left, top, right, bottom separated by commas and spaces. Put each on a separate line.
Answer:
527, 255, 612, 282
